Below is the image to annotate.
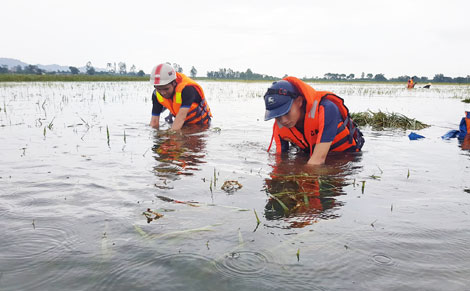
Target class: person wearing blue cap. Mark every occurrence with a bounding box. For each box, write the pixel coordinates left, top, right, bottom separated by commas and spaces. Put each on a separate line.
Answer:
265, 76, 364, 165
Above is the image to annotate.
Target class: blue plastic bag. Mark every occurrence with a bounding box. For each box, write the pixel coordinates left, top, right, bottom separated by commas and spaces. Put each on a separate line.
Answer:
441, 130, 460, 140
408, 132, 425, 140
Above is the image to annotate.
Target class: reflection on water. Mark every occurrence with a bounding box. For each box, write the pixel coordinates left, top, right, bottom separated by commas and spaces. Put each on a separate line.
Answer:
152, 127, 208, 189
264, 153, 362, 228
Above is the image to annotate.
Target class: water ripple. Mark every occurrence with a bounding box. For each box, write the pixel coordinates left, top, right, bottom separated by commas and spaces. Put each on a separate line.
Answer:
372, 253, 394, 266
0, 225, 77, 273
215, 250, 269, 279
95, 252, 217, 290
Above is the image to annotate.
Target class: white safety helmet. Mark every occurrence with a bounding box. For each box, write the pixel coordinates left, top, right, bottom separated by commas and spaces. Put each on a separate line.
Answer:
150, 63, 176, 86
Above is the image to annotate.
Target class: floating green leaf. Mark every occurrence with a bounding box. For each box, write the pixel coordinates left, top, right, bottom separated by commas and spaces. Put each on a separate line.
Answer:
106, 125, 110, 146
254, 209, 261, 225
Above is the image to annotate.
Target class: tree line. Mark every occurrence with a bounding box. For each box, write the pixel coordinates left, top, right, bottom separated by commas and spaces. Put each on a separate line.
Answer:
0, 61, 145, 77
310, 72, 470, 83
2, 61, 470, 83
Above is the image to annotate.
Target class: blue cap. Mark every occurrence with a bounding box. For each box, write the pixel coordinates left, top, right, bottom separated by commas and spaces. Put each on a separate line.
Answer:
264, 80, 299, 121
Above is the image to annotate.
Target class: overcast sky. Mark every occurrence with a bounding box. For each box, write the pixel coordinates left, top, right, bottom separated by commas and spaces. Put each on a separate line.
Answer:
2, 0, 469, 78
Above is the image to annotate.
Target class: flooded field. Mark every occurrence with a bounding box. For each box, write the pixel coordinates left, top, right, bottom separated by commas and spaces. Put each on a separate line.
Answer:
1, 81, 470, 290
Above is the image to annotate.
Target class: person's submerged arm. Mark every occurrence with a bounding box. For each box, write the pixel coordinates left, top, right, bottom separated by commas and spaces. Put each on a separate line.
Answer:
150, 115, 160, 129
307, 142, 332, 165
150, 90, 163, 129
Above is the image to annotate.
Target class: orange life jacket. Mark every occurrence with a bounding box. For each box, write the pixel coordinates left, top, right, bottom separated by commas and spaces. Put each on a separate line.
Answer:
155, 73, 212, 125
407, 79, 414, 89
267, 76, 364, 155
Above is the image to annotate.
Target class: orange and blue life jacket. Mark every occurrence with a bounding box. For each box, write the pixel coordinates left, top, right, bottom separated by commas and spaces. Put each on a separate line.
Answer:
155, 73, 212, 125
267, 76, 364, 155
459, 111, 470, 137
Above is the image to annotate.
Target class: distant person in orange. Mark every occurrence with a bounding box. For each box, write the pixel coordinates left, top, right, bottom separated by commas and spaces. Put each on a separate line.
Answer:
407, 77, 416, 89
264, 77, 364, 165
149, 63, 212, 131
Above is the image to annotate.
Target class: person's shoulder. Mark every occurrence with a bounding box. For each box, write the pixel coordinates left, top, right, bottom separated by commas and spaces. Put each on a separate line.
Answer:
181, 86, 198, 95
181, 85, 200, 99
320, 98, 338, 109
320, 98, 341, 120
182, 85, 197, 93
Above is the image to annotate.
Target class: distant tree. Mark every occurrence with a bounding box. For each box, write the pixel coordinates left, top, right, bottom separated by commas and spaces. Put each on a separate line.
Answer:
347, 73, 355, 80
118, 62, 127, 75
374, 73, 387, 81
190, 66, 197, 78
129, 65, 136, 75
137, 70, 145, 77
245, 68, 253, 79
432, 74, 453, 83
86, 61, 95, 75
0, 65, 8, 74
69, 66, 79, 75
173, 63, 183, 73
395, 75, 410, 82
206, 67, 278, 80
361, 72, 365, 79
106, 63, 115, 74
454, 77, 466, 83
366, 73, 373, 79
13, 65, 23, 73
23, 65, 43, 75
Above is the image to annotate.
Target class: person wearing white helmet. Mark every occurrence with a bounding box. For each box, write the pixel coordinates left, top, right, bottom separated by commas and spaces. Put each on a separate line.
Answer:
149, 63, 212, 130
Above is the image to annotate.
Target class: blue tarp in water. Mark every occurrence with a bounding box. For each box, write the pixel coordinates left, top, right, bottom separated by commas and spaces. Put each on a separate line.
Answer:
408, 132, 425, 140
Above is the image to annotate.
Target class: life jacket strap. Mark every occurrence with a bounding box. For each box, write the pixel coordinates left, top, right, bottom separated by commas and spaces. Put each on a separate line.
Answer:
267, 123, 276, 152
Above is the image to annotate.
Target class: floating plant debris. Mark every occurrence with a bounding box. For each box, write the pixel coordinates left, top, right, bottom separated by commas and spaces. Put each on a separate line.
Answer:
142, 208, 164, 223
350, 110, 429, 130
221, 180, 243, 193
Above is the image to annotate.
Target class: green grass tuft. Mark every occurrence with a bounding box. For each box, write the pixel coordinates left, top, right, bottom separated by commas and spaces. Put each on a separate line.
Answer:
350, 110, 429, 130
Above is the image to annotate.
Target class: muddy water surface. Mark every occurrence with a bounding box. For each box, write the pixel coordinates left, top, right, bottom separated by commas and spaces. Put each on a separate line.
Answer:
1, 81, 470, 290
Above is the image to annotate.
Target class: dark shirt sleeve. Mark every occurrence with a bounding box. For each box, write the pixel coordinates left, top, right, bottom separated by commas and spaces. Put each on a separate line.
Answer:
319, 99, 343, 143
181, 86, 202, 108
151, 90, 163, 116
280, 138, 290, 152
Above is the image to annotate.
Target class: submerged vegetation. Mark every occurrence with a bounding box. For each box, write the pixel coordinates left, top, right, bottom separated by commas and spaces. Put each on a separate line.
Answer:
351, 110, 429, 130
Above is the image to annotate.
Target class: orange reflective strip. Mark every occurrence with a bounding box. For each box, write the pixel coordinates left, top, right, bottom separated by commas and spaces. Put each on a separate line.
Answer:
334, 126, 349, 141
331, 142, 353, 152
